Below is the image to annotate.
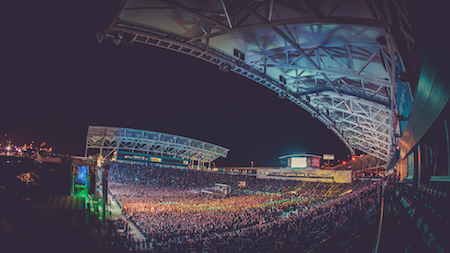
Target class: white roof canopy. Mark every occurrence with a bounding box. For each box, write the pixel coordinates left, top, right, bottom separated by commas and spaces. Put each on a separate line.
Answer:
99, 0, 416, 163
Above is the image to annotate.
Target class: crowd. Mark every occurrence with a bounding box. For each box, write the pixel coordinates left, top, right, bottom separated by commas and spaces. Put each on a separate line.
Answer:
107, 163, 380, 252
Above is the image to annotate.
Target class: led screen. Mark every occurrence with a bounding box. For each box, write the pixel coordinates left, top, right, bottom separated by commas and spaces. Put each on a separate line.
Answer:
291, 157, 307, 168
76, 166, 88, 185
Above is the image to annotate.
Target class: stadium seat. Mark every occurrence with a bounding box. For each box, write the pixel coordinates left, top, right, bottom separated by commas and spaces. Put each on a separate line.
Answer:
421, 221, 431, 240
424, 228, 438, 251
415, 216, 425, 230
432, 238, 448, 253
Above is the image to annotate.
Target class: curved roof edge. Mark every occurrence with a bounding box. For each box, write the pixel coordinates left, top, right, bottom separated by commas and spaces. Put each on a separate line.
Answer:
279, 153, 322, 160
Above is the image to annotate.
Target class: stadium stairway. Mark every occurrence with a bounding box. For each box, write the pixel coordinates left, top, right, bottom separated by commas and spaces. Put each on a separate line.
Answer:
109, 197, 147, 243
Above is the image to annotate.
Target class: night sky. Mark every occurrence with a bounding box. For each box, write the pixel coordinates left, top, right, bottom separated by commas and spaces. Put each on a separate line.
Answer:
2, 0, 351, 167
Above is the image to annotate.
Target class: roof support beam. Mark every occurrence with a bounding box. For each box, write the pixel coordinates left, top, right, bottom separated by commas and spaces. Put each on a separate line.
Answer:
195, 17, 387, 40
232, 0, 341, 94
346, 45, 355, 72
322, 92, 391, 112
157, 0, 230, 30
351, 143, 389, 161
338, 119, 390, 138
304, 0, 324, 19
265, 64, 392, 87
357, 49, 380, 75
343, 127, 390, 146
325, 0, 345, 17
220, 0, 233, 29
267, 0, 274, 22
329, 106, 389, 128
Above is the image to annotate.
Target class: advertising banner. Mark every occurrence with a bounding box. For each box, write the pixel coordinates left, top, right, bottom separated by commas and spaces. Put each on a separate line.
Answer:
311, 157, 320, 168
323, 154, 335, 160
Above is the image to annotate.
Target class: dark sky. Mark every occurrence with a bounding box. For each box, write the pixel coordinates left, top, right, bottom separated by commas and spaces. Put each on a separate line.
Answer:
2, 0, 351, 167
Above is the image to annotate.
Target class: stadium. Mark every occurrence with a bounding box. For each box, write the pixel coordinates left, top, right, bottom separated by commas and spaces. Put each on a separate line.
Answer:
1, 0, 450, 253
84, 125, 382, 252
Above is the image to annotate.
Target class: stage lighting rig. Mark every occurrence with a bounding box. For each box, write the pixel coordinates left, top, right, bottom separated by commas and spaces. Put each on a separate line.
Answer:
121, 33, 135, 46
218, 62, 233, 73
110, 31, 123, 46
107, 31, 135, 46
279, 75, 286, 85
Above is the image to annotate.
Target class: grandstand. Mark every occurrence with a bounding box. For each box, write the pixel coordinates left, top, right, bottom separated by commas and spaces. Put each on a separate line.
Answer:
85, 126, 229, 169
107, 162, 382, 252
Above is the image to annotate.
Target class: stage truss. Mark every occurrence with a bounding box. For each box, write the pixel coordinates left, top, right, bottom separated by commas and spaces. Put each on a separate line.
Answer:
85, 126, 229, 166
98, 0, 419, 163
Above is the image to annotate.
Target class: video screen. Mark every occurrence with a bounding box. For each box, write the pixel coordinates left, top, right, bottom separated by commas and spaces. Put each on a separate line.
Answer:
76, 166, 88, 185
291, 157, 307, 168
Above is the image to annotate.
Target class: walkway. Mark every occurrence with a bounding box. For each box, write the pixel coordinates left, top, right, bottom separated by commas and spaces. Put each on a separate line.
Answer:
108, 196, 147, 242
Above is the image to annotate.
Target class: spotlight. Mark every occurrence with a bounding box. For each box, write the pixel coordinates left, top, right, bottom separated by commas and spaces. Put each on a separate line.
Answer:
279, 75, 286, 85
239, 53, 245, 61
110, 31, 123, 46
233, 48, 239, 57
233, 48, 245, 61
219, 62, 233, 73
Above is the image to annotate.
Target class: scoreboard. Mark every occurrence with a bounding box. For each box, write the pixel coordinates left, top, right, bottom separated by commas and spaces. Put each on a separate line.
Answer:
280, 154, 321, 169
116, 151, 189, 167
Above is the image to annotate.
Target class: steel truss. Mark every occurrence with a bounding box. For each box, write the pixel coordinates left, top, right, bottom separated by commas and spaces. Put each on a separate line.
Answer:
335, 154, 386, 173
85, 126, 229, 164
99, 0, 418, 163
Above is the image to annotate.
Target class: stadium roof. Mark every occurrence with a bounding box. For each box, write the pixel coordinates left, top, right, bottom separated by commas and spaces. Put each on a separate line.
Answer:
86, 126, 229, 163
279, 153, 321, 160
98, 0, 418, 163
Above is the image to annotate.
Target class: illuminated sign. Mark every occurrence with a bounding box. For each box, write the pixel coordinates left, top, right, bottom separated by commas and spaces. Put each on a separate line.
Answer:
116, 151, 189, 166
124, 155, 148, 161
150, 157, 162, 162
311, 157, 320, 168
323, 154, 335, 160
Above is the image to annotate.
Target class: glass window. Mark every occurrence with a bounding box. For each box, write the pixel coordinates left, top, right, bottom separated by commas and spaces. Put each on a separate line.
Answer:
407, 152, 414, 177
